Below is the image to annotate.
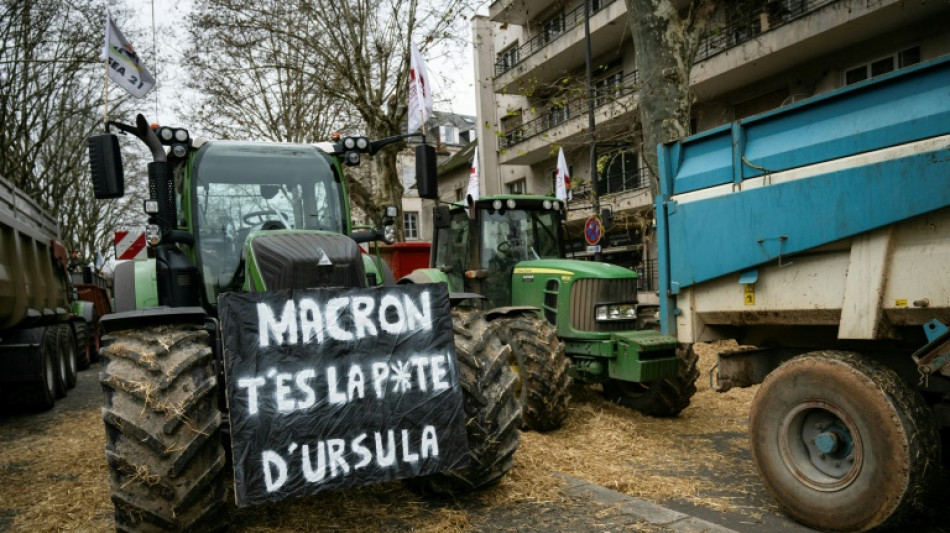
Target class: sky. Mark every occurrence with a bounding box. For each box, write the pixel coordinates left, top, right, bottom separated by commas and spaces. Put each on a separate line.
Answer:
128, 1, 480, 132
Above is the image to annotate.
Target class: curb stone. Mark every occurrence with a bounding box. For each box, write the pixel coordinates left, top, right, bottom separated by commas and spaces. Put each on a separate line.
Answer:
559, 474, 740, 533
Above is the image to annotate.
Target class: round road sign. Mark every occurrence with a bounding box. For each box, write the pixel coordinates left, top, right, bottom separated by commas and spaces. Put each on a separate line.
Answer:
584, 216, 603, 246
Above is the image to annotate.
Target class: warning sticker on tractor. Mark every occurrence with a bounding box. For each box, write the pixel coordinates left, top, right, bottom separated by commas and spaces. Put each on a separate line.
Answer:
114, 226, 147, 261
219, 284, 469, 507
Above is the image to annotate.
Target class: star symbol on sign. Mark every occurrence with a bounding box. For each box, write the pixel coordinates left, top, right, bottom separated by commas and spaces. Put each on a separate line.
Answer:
390, 361, 413, 393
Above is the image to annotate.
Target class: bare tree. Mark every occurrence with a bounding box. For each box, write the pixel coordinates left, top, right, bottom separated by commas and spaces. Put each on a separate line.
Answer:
625, 0, 715, 194
0, 0, 144, 265
185, 0, 476, 233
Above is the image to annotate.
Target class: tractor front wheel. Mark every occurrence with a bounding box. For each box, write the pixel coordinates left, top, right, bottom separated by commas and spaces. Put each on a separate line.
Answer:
495, 316, 571, 431
100, 324, 228, 532
602, 343, 698, 417
405, 311, 521, 495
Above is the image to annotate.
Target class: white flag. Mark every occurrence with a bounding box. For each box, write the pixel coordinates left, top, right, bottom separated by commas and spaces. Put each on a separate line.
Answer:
555, 147, 572, 201
102, 13, 155, 99
467, 146, 480, 204
407, 43, 433, 134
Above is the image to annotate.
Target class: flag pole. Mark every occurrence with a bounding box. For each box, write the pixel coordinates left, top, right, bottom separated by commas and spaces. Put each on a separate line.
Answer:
103, 58, 110, 129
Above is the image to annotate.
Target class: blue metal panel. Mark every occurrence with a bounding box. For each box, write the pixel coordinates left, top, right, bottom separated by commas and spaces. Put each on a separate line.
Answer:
669, 125, 733, 194
665, 147, 950, 289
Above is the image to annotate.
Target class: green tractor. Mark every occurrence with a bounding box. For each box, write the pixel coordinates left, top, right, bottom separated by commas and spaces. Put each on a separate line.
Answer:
87, 116, 520, 531
400, 195, 699, 430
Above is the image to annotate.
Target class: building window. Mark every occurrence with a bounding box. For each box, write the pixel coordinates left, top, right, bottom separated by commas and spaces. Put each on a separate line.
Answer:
404, 212, 419, 240
541, 13, 564, 44
594, 71, 623, 107
501, 112, 524, 147
506, 179, 527, 195
844, 46, 920, 85
497, 45, 520, 73
547, 106, 570, 128
597, 150, 644, 195
440, 125, 457, 145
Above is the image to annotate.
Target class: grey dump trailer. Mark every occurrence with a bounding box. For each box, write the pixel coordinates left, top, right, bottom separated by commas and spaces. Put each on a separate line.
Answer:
0, 175, 92, 410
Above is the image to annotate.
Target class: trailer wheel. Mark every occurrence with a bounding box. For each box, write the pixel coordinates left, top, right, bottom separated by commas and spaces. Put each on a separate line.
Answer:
495, 316, 571, 431
100, 324, 228, 532
749, 351, 939, 532
602, 343, 698, 417
74, 321, 91, 370
58, 324, 78, 389
23, 327, 59, 411
52, 325, 69, 398
405, 311, 521, 495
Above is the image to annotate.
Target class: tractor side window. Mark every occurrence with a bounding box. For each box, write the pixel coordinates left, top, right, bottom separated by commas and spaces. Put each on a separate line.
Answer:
434, 210, 469, 292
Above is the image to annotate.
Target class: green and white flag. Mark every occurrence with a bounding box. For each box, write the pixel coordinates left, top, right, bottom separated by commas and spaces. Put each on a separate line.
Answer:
101, 13, 155, 99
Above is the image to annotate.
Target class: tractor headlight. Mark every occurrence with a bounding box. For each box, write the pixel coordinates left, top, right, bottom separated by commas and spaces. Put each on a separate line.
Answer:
382, 225, 396, 245
343, 137, 356, 150
356, 137, 369, 150
174, 128, 189, 142
143, 199, 159, 215
594, 302, 637, 322
345, 151, 361, 166
146, 224, 161, 246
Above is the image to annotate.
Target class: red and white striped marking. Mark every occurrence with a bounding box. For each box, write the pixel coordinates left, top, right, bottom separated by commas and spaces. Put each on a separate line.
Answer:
114, 228, 147, 260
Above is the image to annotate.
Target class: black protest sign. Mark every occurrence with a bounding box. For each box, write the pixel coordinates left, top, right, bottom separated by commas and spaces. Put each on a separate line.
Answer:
219, 284, 469, 506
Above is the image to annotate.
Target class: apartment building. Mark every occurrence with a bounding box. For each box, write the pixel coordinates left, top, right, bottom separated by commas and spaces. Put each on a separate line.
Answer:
472, 0, 950, 293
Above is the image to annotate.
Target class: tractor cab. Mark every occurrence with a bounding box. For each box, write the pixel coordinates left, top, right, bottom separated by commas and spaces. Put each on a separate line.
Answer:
431, 195, 564, 308
186, 141, 349, 305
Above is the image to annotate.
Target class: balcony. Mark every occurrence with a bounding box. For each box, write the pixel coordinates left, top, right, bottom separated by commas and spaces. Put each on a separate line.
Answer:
493, 0, 627, 95
498, 70, 638, 164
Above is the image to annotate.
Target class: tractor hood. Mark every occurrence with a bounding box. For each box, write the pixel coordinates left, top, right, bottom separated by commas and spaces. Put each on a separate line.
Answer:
512, 259, 638, 281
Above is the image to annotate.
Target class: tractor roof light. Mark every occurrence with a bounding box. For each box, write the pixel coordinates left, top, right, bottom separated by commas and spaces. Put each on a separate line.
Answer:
492, 199, 503, 210
506, 199, 517, 209
144, 199, 160, 215
543, 200, 552, 210
553, 200, 561, 210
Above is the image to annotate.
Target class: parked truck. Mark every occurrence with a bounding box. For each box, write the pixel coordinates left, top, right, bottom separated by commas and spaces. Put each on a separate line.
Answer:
88, 116, 521, 531
655, 55, 950, 531
0, 174, 93, 410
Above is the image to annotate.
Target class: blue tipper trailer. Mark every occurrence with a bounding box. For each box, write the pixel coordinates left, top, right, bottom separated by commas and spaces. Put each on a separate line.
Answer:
655, 55, 950, 532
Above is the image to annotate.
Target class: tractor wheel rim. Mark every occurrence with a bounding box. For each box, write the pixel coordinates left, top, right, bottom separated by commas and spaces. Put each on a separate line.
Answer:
779, 400, 862, 491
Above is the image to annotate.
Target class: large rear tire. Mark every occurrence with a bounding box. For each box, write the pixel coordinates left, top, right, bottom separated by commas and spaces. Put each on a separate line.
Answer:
58, 324, 78, 389
52, 325, 69, 398
602, 343, 698, 417
100, 324, 228, 532
74, 321, 92, 371
404, 311, 521, 495
495, 316, 571, 431
749, 351, 939, 532
23, 327, 58, 411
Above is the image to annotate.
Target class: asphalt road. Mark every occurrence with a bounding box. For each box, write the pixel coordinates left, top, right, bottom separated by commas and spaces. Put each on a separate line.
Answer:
0, 360, 946, 533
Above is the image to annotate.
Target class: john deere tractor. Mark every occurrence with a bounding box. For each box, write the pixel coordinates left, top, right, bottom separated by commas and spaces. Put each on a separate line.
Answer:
87, 116, 520, 531
401, 195, 698, 431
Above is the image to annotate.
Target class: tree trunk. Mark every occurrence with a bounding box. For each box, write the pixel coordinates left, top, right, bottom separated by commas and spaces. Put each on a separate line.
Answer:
625, 0, 714, 196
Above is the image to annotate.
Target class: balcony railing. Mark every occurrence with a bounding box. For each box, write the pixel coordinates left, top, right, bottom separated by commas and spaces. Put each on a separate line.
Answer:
598, 166, 651, 196
499, 70, 638, 150
498, 0, 840, 150
494, 0, 619, 77
696, 0, 838, 62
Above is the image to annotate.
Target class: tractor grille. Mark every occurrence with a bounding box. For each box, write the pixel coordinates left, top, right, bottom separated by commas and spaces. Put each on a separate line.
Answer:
569, 278, 638, 332
251, 234, 366, 290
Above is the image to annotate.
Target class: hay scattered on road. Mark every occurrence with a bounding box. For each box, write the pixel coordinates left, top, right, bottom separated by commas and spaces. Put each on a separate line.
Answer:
0, 342, 762, 531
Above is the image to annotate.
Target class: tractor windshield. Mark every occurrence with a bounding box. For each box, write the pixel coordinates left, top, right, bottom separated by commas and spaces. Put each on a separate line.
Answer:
191, 141, 345, 303
480, 204, 560, 308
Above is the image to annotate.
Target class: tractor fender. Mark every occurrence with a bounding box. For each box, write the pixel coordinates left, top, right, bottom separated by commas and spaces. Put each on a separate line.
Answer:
99, 307, 209, 336
398, 269, 446, 285
485, 306, 541, 322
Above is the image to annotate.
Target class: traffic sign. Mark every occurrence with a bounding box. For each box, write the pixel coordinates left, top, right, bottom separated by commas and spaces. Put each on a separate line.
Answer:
584, 217, 603, 246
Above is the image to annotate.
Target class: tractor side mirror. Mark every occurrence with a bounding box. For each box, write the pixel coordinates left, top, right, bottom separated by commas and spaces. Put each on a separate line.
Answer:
433, 205, 451, 229
416, 144, 438, 200
88, 134, 125, 199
